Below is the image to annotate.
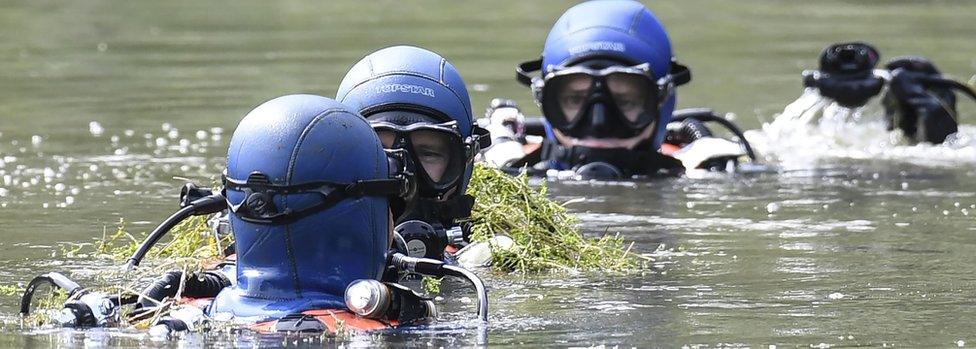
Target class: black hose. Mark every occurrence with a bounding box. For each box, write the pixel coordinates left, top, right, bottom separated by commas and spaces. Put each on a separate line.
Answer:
671, 109, 758, 161
125, 205, 197, 270
125, 194, 226, 270
20, 272, 83, 315
923, 76, 976, 102
137, 270, 230, 309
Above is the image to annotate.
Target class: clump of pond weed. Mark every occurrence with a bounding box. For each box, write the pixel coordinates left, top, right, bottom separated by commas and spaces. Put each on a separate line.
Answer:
465, 164, 646, 273
26, 213, 229, 328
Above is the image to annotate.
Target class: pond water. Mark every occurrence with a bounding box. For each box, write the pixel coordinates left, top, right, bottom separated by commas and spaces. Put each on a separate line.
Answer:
1, 0, 975, 347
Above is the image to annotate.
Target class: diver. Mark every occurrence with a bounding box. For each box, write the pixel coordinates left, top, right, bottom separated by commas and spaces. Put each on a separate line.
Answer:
792, 41, 976, 144
336, 45, 492, 263
20, 94, 488, 334
489, 0, 756, 180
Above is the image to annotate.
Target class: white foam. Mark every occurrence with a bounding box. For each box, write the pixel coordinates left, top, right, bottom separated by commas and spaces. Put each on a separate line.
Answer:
747, 90, 976, 169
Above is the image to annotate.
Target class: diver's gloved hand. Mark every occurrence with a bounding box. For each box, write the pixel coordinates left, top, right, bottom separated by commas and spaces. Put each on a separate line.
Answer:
454, 235, 516, 269
482, 98, 527, 167
670, 138, 746, 171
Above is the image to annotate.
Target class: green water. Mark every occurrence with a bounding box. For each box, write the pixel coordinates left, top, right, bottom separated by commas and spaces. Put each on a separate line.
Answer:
1, 0, 975, 347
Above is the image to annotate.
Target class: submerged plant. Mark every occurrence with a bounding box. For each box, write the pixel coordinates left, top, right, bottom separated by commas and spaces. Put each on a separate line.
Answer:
465, 164, 645, 273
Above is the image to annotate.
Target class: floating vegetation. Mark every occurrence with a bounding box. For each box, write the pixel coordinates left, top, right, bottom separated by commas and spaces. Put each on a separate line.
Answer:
421, 276, 443, 295
465, 164, 646, 273
24, 214, 229, 328
0, 284, 21, 297
92, 217, 229, 270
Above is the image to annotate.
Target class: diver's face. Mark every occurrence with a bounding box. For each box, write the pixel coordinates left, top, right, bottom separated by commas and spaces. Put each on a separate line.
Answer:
605, 73, 648, 123
546, 60, 659, 147
558, 75, 592, 123
377, 129, 452, 183
408, 130, 450, 182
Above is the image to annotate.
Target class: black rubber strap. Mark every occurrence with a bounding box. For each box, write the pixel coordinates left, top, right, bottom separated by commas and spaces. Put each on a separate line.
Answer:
516, 58, 542, 87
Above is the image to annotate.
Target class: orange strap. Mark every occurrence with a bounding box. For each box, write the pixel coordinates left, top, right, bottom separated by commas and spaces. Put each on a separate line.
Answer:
660, 143, 681, 156
251, 309, 397, 333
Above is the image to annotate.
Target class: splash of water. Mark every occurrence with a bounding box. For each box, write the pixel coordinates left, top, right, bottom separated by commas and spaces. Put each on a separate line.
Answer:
746, 88, 976, 169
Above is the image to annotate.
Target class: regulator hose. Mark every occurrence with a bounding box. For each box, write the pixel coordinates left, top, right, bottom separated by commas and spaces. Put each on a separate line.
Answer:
125, 192, 226, 270
389, 253, 489, 322
671, 108, 758, 161
20, 272, 83, 315
136, 270, 231, 309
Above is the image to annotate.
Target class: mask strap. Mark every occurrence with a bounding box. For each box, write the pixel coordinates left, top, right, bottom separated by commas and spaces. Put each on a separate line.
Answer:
224, 175, 410, 225
516, 58, 543, 87
670, 60, 692, 86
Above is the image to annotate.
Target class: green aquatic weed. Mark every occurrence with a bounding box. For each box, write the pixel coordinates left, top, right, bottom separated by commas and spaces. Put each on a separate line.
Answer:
465, 164, 645, 273
92, 216, 230, 269
421, 276, 443, 294
0, 284, 21, 297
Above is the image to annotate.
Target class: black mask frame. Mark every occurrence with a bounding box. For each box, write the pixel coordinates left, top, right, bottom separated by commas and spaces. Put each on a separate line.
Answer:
517, 57, 691, 139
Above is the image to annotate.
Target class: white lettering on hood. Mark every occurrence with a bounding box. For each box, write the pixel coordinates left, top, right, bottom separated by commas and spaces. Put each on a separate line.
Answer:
375, 84, 436, 98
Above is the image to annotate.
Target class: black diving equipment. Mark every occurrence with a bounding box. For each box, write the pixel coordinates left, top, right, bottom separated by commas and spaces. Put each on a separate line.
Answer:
882, 56, 976, 144
394, 220, 467, 259
801, 42, 885, 108
20, 272, 134, 327
669, 108, 758, 162
135, 270, 230, 310
388, 252, 488, 322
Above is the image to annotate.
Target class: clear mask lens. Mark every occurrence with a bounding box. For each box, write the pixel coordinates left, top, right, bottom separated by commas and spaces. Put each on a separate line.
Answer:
543, 66, 660, 132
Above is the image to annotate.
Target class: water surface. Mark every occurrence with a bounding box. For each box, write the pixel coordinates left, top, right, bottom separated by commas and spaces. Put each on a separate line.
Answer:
1, 0, 975, 347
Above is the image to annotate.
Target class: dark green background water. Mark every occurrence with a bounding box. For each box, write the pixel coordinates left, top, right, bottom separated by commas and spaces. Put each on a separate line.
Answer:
1, 0, 975, 347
